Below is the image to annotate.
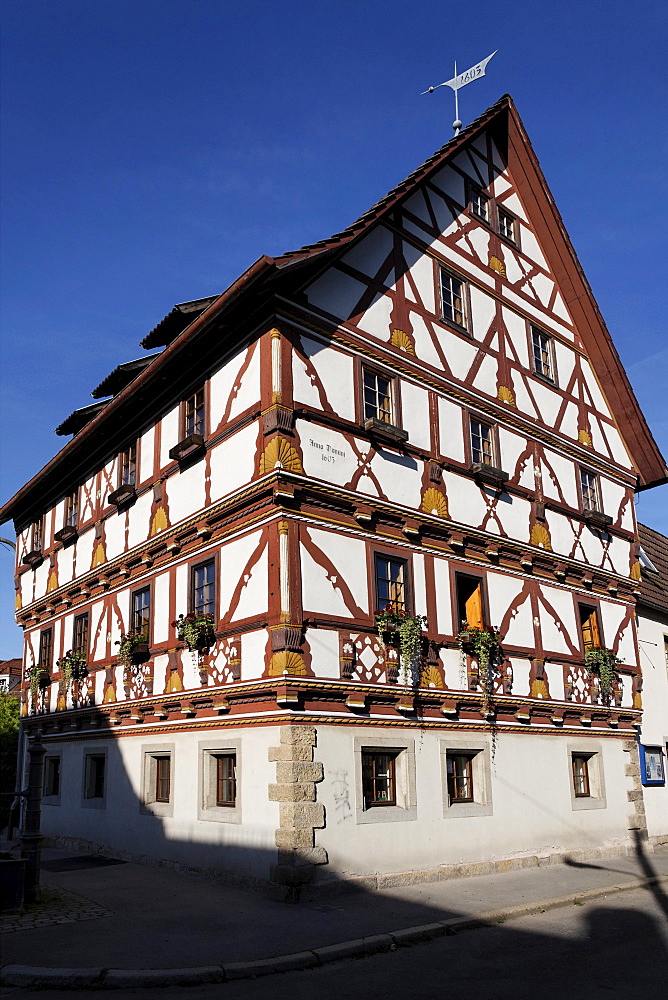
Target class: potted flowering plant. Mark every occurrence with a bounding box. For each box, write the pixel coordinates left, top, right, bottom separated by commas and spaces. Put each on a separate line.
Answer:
26, 664, 51, 703
172, 612, 216, 652
375, 604, 428, 685
116, 629, 149, 667
585, 645, 622, 701
57, 649, 88, 690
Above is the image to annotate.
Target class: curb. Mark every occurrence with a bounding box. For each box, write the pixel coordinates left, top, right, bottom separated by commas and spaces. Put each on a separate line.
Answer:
2, 874, 666, 990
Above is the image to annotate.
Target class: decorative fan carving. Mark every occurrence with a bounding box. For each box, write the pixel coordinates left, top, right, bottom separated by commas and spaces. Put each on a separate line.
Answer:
420, 663, 444, 689
390, 328, 415, 355
150, 506, 168, 536
421, 488, 449, 518
47, 569, 59, 592
91, 542, 106, 568
630, 561, 641, 581
489, 255, 506, 275
578, 429, 592, 447
497, 385, 515, 406
259, 437, 303, 475
268, 650, 307, 676
530, 523, 552, 551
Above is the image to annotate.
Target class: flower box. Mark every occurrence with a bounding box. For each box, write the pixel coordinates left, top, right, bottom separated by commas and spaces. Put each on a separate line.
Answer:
470, 463, 509, 488
130, 642, 150, 663
364, 417, 409, 446
22, 549, 43, 568
584, 509, 613, 529
169, 434, 205, 463
54, 525, 78, 545
108, 483, 137, 507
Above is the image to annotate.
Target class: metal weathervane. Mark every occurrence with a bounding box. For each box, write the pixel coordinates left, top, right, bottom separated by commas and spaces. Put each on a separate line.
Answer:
422, 50, 497, 135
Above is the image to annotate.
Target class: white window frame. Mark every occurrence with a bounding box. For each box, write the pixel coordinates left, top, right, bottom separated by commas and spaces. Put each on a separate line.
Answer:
567, 742, 607, 811
353, 736, 417, 825
198, 739, 242, 824
440, 736, 493, 818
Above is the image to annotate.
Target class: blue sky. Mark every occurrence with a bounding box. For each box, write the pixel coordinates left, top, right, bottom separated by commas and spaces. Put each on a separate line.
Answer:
1, 0, 666, 657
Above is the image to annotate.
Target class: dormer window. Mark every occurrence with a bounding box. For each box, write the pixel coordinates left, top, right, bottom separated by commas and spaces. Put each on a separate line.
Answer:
469, 186, 489, 222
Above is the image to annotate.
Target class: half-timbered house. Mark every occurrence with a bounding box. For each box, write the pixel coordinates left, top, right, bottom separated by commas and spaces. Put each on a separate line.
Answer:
2, 95, 667, 894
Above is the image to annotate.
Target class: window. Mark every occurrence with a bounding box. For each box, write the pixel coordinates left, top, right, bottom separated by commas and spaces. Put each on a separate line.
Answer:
531, 327, 555, 382
580, 469, 600, 512
572, 754, 591, 797
155, 756, 171, 803
119, 444, 137, 488
142, 744, 175, 816
447, 753, 474, 802
64, 489, 79, 528
363, 369, 393, 424
440, 269, 466, 329
362, 751, 397, 807
132, 587, 151, 638
84, 754, 106, 799
31, 519, 43, 552
44, 757, 60, 797
456, 575, 484, 630
38, 629, 53, 669
469, 185, 489, 222
215, 754, 236, 807
73, 613, 89, 656
185, 388, 205, 438
579, 605, 600, 653
192, 561, 215, 617
470, 418, 495, 466
375, 554, 407, 614
498, 207, 516, 243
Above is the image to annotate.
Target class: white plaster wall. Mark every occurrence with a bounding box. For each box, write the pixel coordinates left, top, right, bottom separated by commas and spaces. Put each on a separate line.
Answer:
139, 425, 155, 484
301, 528, 368, 617
159, 405, 180, 469
636, 608, 668, 839
165, 459, 206, 527
401, 381, 431, 452
599, 600, 637, 668
240, 630, 266, 680
356, 291, 393, 341
305, 268, 366, 321
219, 531, 267, 621
299, 422, 359, 487
340, 225, 393, 278
487, 573, 533, 646
368, 449, 422, 510
39, 725, 280, 881
152, 572, 170, 645
438, 398, 465, 464
127, 492, 153, 551
209, 345, 260, 427
315, 725, 632, 878
104, 511, 126, 564
209, 422, 259, 503
539, 586, 578, 657
307, 627, 340, 679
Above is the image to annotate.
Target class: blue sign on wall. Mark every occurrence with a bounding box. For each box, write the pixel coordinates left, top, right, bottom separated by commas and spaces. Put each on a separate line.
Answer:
639, 745, 666, 786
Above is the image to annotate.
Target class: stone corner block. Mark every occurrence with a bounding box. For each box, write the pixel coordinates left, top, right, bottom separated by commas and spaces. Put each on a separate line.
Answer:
279, 801, 325, 828
279, 725, 316, 746
268, 782, 317, 802
268, 744, 312, 762
276, 761, 324, 783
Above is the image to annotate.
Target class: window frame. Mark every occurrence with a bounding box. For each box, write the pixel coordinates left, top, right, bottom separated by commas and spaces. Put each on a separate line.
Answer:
467, 182, 490, 225
44, 755, 61, 801
83, 751, 107, 805
468, 415, 497, 468
530, 326, 557, 384
190, 558, 216, 618
184, 386, 206, 439
141, 744, 175, 817
373, 551, 410, 616
578, 603, 602, 655
38, 628, 53, 670
362, 365, 396, 427
497, 205, 519, 246
441, 738, 493, 817
567, 743, 606, 810
30, 518, 43, 553
446, 752, 475, 803
73, 612, 89, 657
131, 585, 152, 641
353, 736, 417, 824
579, 468, 601, 514
362, 750, 397, 808
119, 442, 138, 489
455, 572, 487, 631
198, 739, 242, 823
64, 488, 80, 528
572, 754, 591, 797
439, 265, 469, 332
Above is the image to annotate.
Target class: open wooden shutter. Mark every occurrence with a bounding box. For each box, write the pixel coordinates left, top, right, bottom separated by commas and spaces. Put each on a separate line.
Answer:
465, 584, 484, 629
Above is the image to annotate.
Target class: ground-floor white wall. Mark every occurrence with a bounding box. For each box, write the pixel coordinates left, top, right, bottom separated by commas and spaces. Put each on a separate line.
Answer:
637, 607, 668, 842
35, 717, 640, 886
314, 724, 633, 880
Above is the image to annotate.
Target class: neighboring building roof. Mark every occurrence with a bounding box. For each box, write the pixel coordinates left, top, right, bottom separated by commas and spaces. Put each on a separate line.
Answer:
55, 401, 110, 437
1, 94, 666, 527
638, 523, 668, 617
0, 658, 22, 695
91, 354, 161, 400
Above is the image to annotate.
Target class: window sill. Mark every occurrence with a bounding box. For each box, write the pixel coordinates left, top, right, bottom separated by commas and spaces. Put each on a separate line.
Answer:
364, 418, 409, 446
54, 525, 78, 545
22, 549, 43, 568
439, 317, 470, 337
108, 484, 137, 507
169, 433, 205, 463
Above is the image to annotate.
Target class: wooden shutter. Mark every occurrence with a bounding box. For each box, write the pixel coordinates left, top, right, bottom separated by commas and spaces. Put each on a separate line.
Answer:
465, 584, 484, 629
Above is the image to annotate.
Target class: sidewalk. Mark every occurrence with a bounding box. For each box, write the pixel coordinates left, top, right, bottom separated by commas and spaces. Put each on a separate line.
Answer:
2, 844, 668, 989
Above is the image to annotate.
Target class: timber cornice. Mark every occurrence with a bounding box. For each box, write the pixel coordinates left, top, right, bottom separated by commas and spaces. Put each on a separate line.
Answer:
278, 305, 638, 488
23, 674, 641, 741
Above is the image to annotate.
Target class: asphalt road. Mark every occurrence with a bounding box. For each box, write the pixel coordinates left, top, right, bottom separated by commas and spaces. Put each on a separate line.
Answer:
4, 885, 667, 1000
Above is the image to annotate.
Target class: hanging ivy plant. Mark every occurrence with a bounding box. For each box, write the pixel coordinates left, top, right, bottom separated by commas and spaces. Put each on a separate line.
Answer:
171, 612, 216, 651
56, 649, 88, 690
457, 624, 504, 713
375, 605, 428, 686
116, 629, 148, 667
26, 665, 51, 704
585, 645, 622, 701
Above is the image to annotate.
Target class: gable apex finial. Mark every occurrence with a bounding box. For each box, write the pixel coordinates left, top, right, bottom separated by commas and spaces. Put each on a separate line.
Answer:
422, 50, 497, 135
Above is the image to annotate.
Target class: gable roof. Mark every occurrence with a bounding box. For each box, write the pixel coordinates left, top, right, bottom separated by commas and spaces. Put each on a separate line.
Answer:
638, 523, 668, 617
91, 353, 161, 400
1, 95, 665, 527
